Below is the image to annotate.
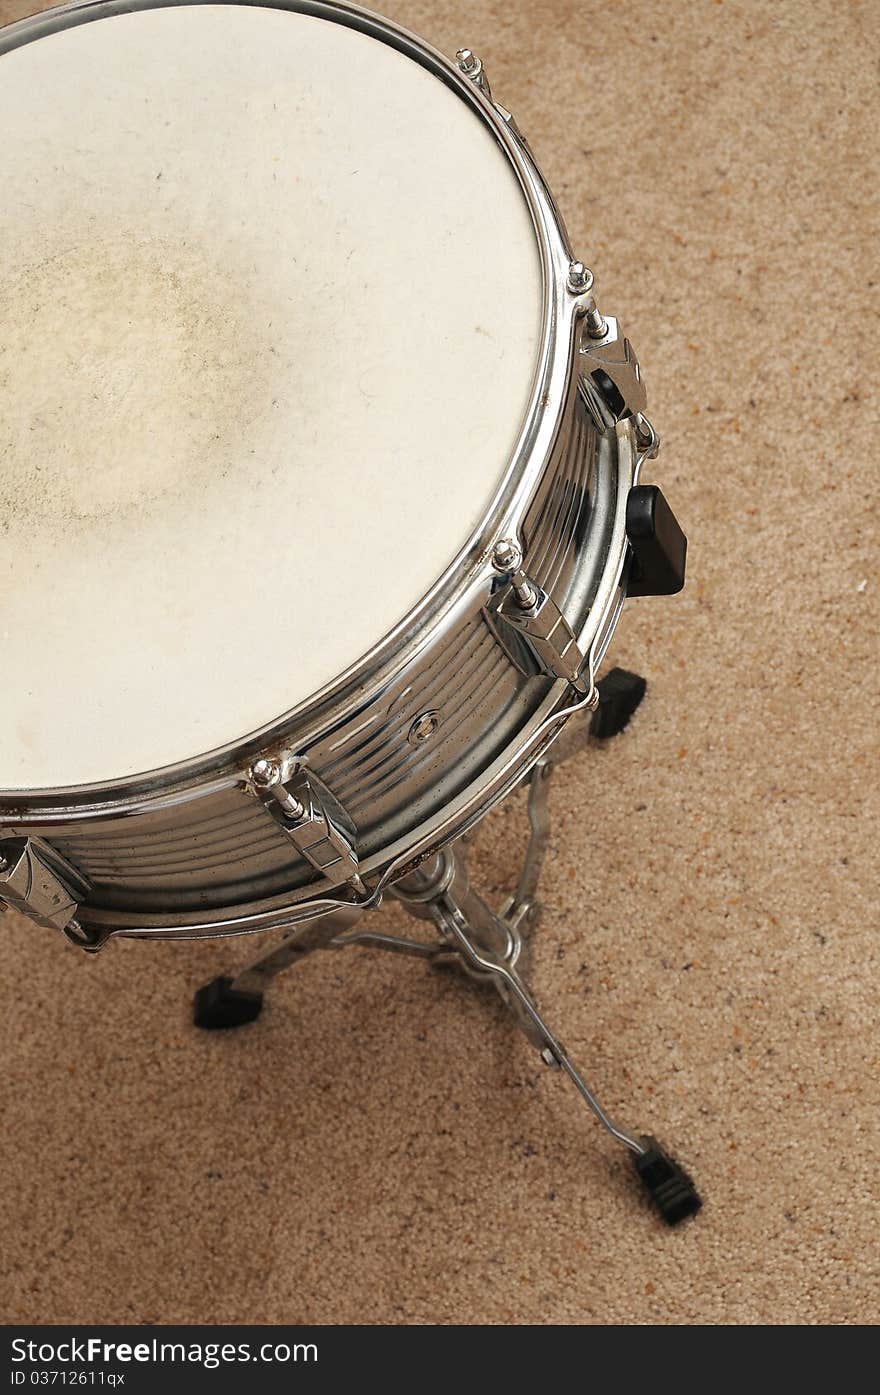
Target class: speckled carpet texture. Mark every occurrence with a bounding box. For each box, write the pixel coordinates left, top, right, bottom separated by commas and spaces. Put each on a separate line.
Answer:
1, 0, 877, 1326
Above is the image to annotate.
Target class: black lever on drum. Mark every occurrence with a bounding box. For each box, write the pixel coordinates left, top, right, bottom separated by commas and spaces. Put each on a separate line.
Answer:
626, 484, 688, 597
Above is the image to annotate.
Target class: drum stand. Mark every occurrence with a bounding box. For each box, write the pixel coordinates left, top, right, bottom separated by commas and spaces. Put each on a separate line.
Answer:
194, 670, 701, 1225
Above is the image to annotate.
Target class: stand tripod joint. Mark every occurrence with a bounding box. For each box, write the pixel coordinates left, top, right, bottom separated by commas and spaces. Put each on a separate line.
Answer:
192, 668, 702, 1226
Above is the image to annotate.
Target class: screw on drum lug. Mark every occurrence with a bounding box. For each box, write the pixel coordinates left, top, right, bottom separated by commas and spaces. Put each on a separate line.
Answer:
566, 261, 594, 296
492, 537, 539, 610
250, 758, 305, 820
492, 538, 523, 574
585, 309, 608, 339
456, 48, 481, 75
567, 260, 607, 338
408, 711, 441, 747
251, 757, 281, 789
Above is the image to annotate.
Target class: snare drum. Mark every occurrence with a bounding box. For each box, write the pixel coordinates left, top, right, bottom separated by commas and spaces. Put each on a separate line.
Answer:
0, 0, 684, 948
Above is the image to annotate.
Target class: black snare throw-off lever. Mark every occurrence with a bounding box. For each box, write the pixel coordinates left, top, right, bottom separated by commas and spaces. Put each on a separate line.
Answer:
626, 485, 688, 597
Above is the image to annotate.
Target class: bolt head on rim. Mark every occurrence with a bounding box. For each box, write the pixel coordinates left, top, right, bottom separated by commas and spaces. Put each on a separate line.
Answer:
492, 537, 523, 573
251, 757, 281, 789
567, 260, 594, 295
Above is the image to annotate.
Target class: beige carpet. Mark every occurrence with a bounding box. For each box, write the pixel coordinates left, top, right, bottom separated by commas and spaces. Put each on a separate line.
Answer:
1, 0, 877, 1326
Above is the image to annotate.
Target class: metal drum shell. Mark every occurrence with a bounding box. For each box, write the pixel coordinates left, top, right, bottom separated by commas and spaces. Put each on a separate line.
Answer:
0, 0, 641, 940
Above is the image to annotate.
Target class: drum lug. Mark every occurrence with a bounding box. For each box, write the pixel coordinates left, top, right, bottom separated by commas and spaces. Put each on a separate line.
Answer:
578, 315, 648, 424
248, 757, 364, 893
0, 835, 89, 937
483, 540, 590, 692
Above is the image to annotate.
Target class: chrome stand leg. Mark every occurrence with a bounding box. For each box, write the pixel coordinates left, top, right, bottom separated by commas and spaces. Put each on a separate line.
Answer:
228, 904, 364, 997
391, 831, 645, 1154
390, 771, 701, 1225
192, 903, 364, 1030
191, 669, 701, 1223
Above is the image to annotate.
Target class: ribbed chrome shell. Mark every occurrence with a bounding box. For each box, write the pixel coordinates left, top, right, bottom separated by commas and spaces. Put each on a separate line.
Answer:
0, 0, 639, 941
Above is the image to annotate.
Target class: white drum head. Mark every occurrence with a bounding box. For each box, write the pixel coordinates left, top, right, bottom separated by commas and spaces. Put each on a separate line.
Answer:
0, 3, 542, 790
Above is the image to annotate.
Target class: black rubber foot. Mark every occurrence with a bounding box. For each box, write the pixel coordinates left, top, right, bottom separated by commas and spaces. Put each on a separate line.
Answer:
590, 667, 647, 739
193, 976, 264, 1030
634, 1137, 702, 1226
